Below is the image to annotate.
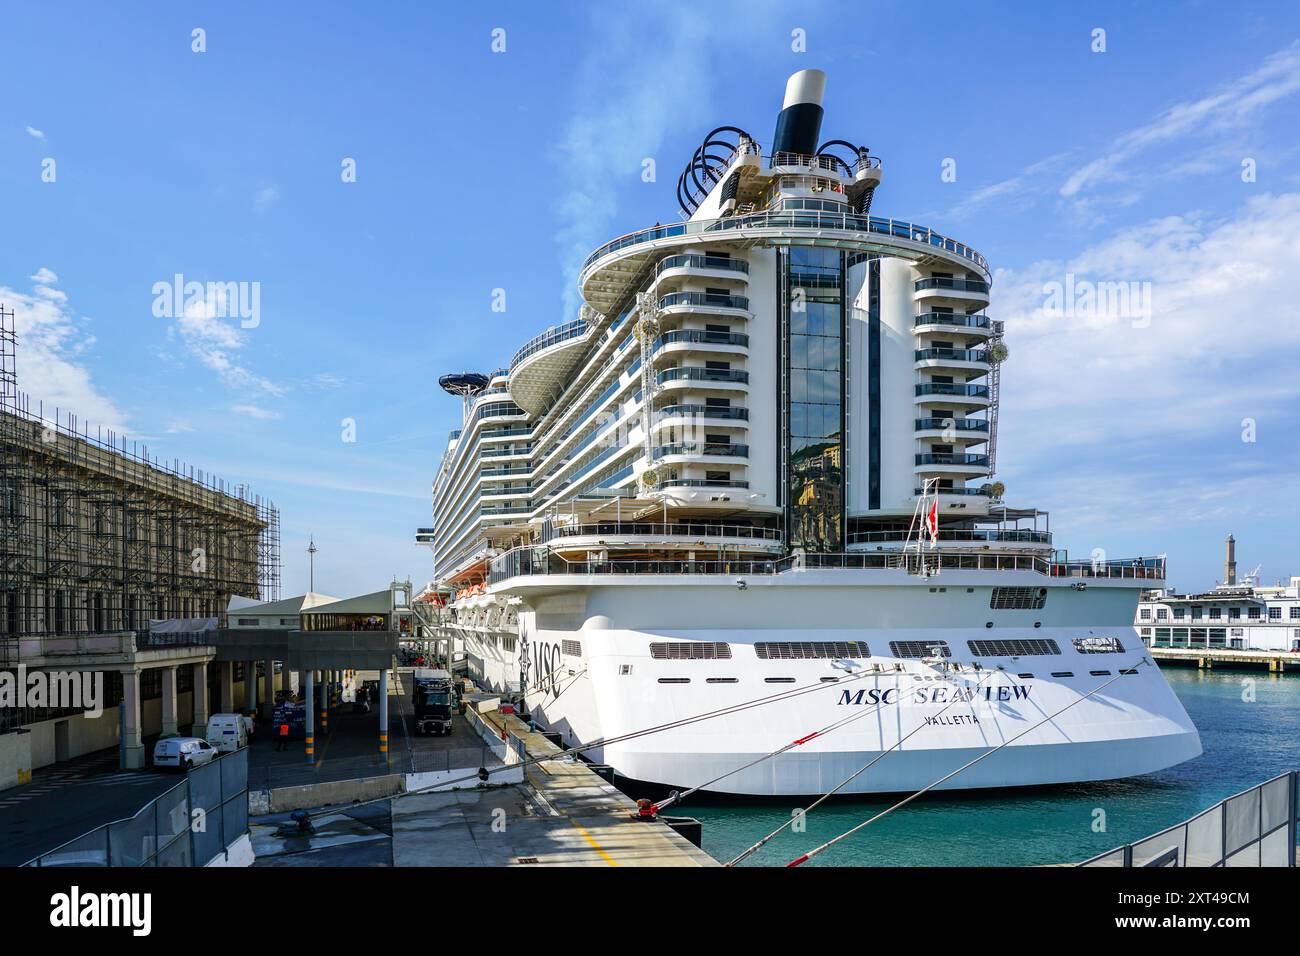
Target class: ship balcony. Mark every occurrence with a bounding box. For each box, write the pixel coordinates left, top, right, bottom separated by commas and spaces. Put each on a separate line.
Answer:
914, 312, 993, 337
656, 475, 754, 507
914, 485, 995, 512
913, 277, 990, 308
914, 347, 991, 372
540, 519, 782, 555
653, 441, 749, 464
652, 403, 749, 432
579, 211, 988, 315
847, 528, 1051, 550
915, 452, 991, 476
914, 382, 991, 407
914, 417, 989, 443
657, 291, 752, 320
656, 366, 750, 394
651, 254, 750, 292
507, 319, 593, 415
768, 151, 854, 180
652, 328, 749, 361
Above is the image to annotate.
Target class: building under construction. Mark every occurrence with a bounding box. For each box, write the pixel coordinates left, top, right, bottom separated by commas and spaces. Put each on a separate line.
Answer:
0, 305, 280, 662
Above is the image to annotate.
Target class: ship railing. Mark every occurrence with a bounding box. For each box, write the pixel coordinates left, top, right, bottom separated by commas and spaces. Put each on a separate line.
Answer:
582, 211, 989, 275
486, 547, 1164, 585
848, 529, 1051, 545
508, 319, 591, 373
537, 521, 782, 544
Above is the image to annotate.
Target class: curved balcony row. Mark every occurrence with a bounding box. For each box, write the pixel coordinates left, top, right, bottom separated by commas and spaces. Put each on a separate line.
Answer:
654, 254, 750, 279
915, 383, 989, 399
653, 442, 749, 459
914, 312, 992, 331
915, 418, 989, 433
657, 367, 749, 385
580, 210, 990, 313
915, 347, 990, 363
658, 291, 750, 313
509, 319, 590, 373
916, 453, 991, 467
914, 277, 990, 294
655, 329, 749, 350
656, 403, 749, 421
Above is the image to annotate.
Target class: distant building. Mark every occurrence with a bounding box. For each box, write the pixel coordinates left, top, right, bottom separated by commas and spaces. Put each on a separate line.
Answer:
1135, 535, 1300, 652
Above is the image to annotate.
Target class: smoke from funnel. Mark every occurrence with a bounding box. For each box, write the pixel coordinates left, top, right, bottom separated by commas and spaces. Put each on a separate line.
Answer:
771, 69, 826, 157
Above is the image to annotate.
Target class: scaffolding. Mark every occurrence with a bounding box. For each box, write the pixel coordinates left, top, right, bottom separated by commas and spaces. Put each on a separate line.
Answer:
0, 303, 280, 662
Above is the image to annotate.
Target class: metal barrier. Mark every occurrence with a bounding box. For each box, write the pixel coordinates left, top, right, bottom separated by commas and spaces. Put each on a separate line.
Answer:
1080, 770, 1299, 867
23, 748, 249, 867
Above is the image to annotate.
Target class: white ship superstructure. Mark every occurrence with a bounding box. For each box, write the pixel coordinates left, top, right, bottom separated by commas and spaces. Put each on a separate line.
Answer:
417, 70, 1200, 795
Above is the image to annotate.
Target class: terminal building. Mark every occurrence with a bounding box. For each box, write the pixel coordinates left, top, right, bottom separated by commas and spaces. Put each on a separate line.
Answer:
0, 305, 282, 784
1136, 535, 1300, 653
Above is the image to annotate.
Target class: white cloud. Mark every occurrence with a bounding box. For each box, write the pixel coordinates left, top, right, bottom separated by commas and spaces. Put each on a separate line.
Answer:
992, 191, 1300, 532
24, 125, 45, 141
553, 0, 788, 320
253, 184, 280, 212
0, 269, 128, 431
230, 403, 279, 420
1060, 41, 1300, 201
167, 294, 284, 396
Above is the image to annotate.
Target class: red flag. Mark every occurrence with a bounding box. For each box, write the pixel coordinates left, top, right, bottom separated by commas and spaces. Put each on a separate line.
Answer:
925, 499, 939, 546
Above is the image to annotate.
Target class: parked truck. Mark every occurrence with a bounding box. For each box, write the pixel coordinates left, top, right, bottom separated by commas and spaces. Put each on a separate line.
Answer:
412, 668, 455, 736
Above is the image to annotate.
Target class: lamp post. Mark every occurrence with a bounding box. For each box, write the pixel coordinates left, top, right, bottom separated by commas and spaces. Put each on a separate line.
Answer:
307, 536, 318, 592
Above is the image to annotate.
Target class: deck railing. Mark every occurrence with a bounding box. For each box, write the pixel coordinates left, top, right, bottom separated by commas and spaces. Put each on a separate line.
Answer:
486, 547, 1165, 587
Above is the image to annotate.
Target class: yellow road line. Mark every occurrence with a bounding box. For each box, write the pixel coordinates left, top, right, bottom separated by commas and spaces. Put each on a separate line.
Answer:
569, 818, 618, 867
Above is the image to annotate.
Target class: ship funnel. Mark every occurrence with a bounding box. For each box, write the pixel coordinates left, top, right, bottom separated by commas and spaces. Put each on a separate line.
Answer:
771, 69, 826, 157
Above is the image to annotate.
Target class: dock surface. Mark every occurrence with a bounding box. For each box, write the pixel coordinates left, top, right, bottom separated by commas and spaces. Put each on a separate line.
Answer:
1150, 646, 1300, 672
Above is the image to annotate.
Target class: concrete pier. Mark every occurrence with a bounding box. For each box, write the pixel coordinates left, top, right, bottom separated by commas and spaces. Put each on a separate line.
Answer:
1150, 646, 1300, 673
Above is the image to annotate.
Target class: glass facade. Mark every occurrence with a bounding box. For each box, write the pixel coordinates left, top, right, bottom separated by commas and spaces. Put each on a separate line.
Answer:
782, 247, 845, 551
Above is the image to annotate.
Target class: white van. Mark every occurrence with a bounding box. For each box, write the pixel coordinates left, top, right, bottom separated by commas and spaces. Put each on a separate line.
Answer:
205, 713, 250, 753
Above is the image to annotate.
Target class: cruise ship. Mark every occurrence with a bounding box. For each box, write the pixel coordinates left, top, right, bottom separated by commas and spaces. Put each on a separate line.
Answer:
416, 70, 1201, 796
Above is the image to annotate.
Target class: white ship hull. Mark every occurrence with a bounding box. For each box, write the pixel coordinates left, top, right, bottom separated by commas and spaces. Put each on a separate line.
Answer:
454, 569, 1202, 796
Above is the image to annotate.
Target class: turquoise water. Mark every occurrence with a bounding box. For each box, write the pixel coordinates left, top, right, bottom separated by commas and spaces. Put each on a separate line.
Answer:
686, 668, 1300, 866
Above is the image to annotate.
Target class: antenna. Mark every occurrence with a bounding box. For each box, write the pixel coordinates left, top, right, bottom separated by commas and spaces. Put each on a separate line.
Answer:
307, 535, 318, 593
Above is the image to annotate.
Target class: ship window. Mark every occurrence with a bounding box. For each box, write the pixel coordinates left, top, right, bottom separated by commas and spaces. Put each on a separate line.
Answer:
706, 677, 739, 684
990, 587, 1048, 610
1072, 636, 1125, 654
650, 642, 731, 660
657, 678, 690, 684
1050, 671, 1074, 678
562, 640, 582, 657
889, 640, 951, 659
1016, 673, 1034, 679
968, 638, 1061, 657
755, 641, 871, 660
1120, 668, 1139, 675
764, 677, 796, 683
1089, 670, 1112, 677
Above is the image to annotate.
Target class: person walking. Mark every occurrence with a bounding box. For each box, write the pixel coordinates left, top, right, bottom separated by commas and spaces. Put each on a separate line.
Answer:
275, 720, 290, 752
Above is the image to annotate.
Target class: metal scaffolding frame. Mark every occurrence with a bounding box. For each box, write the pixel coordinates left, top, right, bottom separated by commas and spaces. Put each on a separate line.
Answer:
0, 303, 280, 663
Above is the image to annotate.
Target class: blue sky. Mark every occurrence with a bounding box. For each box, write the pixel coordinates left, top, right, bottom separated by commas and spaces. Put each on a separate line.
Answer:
2, 1, 1298, 596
